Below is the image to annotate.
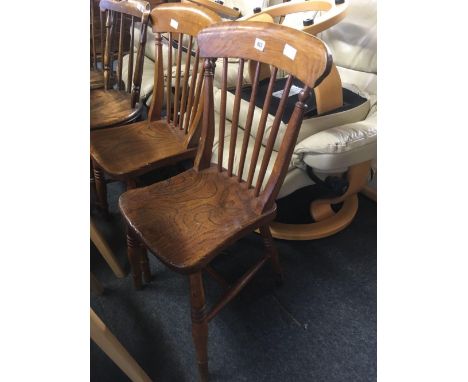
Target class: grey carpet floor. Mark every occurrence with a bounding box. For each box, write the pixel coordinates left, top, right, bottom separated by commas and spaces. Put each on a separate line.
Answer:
90, 176, 376, 382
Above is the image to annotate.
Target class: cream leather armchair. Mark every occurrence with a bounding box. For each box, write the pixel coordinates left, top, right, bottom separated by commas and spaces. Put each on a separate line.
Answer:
210, 0, 376, 240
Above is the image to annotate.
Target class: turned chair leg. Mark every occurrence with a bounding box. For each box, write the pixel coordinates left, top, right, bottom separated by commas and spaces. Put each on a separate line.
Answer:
140, 250, 151, 284
127, 228, 143, 290
259, 225, 284, 285
93, 163, 109, 215
189, 272, 209, 382
125, 179, 151, 284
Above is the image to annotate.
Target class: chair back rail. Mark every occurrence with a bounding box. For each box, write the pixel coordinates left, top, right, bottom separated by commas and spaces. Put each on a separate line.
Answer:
148, 3, 222, 148
99, 0, 151, 105
195, 21, 332, 212
244, 0, 349, 36
91, 0, 107, 71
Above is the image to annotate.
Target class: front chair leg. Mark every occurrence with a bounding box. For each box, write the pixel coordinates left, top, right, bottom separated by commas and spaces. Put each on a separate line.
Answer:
140, 249, 151, 283
189, 272, 209, 382
125, 178, 151, 284
93, 163, 109, 215
259, 225, 284, 285
127, 228, 143, 290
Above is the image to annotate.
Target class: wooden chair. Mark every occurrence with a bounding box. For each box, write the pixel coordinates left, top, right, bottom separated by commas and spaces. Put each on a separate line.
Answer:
90, 0, 151, 130
91, 309, 153, 382
91, 3, 221, 213
119, 21, 332, 381
90, 0, 106, 90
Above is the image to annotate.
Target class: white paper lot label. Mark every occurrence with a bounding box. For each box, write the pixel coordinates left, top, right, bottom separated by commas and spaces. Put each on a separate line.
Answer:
170, 19, 179, 30
283, 44, 297, 60
254, 38, 266, 52
272, 84, 302, 99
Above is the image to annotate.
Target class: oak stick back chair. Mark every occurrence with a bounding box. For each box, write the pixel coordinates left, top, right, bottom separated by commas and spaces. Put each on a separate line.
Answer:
119, 21, 332, 381
91, 2, 221, 214
90, 0, 151, 130
90, 0, 106, 89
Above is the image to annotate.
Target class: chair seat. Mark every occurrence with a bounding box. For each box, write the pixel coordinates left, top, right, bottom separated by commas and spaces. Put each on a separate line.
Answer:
90, 89, 143, 129
119, 166, 277, 273
91, 120, 197, 178
90, 70, 104, 90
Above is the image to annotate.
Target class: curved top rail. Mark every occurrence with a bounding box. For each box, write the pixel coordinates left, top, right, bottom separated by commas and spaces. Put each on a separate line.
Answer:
150, 2, 222, 34
243, 0, 349, 36
198, 21, 332, 88
99, 0, 150, 18
184, 0, 241, 19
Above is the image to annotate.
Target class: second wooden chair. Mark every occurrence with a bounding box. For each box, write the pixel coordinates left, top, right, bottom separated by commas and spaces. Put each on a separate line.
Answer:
91, 3, 222, 212
90, 0, 151, 130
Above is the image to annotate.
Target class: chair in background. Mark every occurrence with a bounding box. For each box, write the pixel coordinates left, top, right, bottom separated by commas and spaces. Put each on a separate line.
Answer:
91, 3, 221, 214
91, 309, 153, 382
90, 0, 106, 90
90, 0, 151, 130
119, 22, 332, 381
210, 0, 376, 240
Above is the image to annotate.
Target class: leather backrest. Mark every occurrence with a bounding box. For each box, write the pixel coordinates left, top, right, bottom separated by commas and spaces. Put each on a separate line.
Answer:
319, 0, 376, 74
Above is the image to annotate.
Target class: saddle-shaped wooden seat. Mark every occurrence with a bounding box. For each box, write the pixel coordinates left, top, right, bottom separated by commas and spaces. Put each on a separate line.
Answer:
120, 166, 276, 273
91, 120, 197, 178
90, 89, 143, 129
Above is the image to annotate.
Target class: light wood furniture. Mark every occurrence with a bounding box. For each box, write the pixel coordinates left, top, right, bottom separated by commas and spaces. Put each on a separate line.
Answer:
90, 0, 151, 130
91, 309, 153, 382
270, 161, 371, 240
91, 219, 126, 278
184, 0, 241, 19
91, 2, 221, 214
119, 22, 331, 381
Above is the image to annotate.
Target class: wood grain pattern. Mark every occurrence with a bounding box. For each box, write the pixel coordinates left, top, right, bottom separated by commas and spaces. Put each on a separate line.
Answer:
120, 166, 277, 274
197, 21, 332, 89
90, 70, 105, 90
91, 120, 197, 179
90, 89, 143, 129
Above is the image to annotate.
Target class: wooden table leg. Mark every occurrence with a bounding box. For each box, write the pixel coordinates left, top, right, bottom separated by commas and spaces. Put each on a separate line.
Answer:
91, 219, 126, 278
90, 309, 152, 382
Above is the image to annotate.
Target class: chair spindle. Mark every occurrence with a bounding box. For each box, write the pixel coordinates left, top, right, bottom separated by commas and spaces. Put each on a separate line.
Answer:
227, 58, 245, 177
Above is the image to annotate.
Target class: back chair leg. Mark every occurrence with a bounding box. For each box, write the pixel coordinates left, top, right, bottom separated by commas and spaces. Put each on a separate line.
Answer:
260, 225, 284, 285
125, 178, 151, 284
189, 272, 209, 382
127, 228, 143, 290
140, 250, 151, 283
93, 163, 109, 215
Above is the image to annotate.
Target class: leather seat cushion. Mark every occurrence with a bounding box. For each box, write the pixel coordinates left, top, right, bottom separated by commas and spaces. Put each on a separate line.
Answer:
294, 111, 377, 172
